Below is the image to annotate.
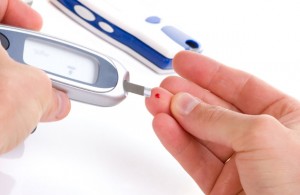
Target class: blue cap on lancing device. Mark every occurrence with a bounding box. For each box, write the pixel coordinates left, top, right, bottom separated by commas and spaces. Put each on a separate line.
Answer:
50, 0, 202, 74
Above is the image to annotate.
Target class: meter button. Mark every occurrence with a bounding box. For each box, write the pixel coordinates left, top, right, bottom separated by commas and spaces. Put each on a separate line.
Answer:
0, 33, 10, 50
145, 16, 161, 24
98, 21, 114, 33
74, 5, 96, 21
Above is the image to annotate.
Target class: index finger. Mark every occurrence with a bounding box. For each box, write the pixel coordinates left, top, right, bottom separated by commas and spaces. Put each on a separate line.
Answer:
173, 51, 295, 115
0, 0, 42, 30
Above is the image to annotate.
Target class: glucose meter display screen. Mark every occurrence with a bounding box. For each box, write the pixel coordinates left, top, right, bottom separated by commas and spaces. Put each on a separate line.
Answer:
23, 38, 98, 84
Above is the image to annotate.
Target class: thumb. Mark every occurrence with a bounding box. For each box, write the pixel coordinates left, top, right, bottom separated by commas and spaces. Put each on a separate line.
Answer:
170, 93, 285, 151
40, 88, 71, 122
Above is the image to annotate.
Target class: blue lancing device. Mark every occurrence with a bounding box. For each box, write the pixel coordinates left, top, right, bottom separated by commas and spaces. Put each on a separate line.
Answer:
50, 0, 202, 74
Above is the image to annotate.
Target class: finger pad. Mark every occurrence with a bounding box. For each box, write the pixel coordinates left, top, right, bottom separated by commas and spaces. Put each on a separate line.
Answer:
145, 87, 173, 116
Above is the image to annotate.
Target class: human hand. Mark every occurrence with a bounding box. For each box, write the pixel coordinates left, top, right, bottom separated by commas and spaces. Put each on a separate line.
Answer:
0, 0, 71, 154
0, 0, 42, 30
146, 51, 300, 194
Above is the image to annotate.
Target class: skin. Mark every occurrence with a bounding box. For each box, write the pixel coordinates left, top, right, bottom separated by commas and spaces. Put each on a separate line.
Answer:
146, 51, 300, 194
1, 1, 300, 193
0, 0, 71, 154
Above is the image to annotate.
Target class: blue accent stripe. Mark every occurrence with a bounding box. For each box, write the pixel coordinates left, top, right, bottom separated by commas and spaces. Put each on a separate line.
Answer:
58, 0, 173, 70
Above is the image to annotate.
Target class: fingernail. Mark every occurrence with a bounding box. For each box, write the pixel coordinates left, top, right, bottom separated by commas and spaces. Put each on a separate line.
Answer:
55, 91, 69, 119
174, 93, 200, 115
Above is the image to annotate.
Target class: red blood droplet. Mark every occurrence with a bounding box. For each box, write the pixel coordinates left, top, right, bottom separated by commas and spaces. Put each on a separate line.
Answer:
155, 93, 160, 99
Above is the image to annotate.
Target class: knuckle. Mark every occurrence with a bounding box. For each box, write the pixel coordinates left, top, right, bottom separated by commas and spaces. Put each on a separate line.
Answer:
200, 105, 225, 124
28, 66, 51, 86
1, 63, 53, 118
23, 66, 53, 97
249, 114, 278, 132
245, 114, 280, 144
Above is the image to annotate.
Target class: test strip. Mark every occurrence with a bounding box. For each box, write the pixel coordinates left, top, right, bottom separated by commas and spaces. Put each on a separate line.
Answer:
123, 80, 151, 97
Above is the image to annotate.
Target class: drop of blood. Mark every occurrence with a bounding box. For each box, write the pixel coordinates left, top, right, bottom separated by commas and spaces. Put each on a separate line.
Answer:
155, 93, 160, 99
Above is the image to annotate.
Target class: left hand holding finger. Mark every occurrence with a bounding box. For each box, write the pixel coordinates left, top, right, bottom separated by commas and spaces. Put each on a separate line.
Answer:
170, 92, 300, 194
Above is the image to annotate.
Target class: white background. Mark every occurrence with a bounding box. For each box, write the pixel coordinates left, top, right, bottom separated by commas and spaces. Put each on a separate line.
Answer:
1, 0, 300, 194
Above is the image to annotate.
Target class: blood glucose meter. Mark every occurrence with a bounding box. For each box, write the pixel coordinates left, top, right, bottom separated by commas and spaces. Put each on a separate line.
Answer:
0, 25, 150, 107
